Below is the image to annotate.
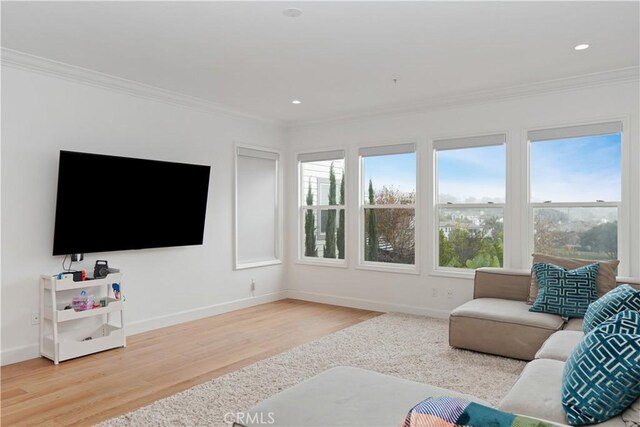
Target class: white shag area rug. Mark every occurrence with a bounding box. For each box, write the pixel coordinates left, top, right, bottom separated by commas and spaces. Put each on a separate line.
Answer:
99, 313, 526, 427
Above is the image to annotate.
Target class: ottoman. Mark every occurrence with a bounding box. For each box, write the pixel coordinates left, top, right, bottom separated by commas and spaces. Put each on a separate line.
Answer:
235, 366, 489, 427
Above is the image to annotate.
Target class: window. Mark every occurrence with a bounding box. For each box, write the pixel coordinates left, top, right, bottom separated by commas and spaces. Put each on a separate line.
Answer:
235, 146, 281, 269
360, 144, 416, 268
298, 150, 346, 263
529, 122, 622, 261
434, 134, 506, 270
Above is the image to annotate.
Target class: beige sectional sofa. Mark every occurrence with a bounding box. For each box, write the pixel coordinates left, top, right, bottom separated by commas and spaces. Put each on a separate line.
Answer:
449, 267, 640, 361
240, 350, 635, 427
450, 267, 640, 426
238, 268, 639, 426
498, 329, 635, 426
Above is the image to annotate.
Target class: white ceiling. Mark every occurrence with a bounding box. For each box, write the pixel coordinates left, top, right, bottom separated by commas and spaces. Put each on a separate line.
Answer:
2, 1, 639, 124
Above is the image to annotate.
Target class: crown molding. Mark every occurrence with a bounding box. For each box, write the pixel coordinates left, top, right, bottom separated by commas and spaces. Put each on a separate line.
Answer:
287, 66, 640, 128
0, 48, 282, 126
2, 48, 637, 129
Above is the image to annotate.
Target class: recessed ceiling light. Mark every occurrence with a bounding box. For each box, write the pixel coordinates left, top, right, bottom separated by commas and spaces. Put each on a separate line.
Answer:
574, 44, 590, 51
283, 8, 302, 18
292, 100, 302, 105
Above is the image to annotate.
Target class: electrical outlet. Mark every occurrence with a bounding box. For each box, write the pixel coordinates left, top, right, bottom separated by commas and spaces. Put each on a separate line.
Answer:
31, 312, 40, 325
431, 288, 438, 298
250, 279, 256, 292
447, 288, 454, 299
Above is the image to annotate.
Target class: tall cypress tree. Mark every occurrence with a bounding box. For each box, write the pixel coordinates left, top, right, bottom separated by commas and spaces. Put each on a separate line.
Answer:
366, 179, 378, 261
304, 179, 317, 257
336, 170, 345, 259
324, 163, 337, 258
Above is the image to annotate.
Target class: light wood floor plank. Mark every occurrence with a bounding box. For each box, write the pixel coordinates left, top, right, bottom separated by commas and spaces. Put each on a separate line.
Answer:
1, 299, 380, 426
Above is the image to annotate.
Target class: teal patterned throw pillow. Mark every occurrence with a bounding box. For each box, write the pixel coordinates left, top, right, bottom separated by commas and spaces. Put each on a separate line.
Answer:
562, 310, 640, 425
529, 262, 599, 318
583, 284, 640, 333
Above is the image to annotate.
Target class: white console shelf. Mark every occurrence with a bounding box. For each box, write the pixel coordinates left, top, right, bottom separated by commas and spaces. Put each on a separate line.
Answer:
39, 270, 126, 364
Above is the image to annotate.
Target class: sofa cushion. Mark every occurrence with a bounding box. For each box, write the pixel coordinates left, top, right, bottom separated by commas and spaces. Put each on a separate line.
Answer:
563, 318, 584, 331
583, 284, 640, 333
535, 331, 584, 362
499, 359, 568, 424
450, 298, 564, 360
237, 366, 489, 427
474, 268, 532, 301
562, 310, 640, 425
452, 298, 565, 330
530, 262, 599, 318
528, 254, 619, 304
499, 359, 626, 427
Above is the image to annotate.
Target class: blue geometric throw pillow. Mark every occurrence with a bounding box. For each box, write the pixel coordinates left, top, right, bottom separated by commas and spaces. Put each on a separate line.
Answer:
583, 284, 640, 333
594, 308, 640, 335
562, 310, 640, 425
530, 262, 599, 318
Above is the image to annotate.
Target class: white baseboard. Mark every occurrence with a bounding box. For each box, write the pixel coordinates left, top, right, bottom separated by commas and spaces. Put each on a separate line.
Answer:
1, 343, 41, 366
1, 291, 287, 366
2, 290, 449, 366
285, 290, 451, 319
126, 291, 288, 336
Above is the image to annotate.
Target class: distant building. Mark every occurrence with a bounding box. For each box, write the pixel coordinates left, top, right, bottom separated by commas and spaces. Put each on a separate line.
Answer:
439, 221, 483, 239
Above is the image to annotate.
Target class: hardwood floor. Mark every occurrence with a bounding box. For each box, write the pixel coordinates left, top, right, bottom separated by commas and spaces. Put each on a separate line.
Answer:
1, 299, 380, 426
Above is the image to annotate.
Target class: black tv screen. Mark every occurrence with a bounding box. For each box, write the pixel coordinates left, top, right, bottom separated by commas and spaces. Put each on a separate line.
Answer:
52, 151, 211, 256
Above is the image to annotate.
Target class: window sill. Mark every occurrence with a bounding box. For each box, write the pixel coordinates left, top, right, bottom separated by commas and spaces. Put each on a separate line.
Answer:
429, 268, 476, 280
235, 259, 282, 270
356, 262, 419, 275
295, 259, 348, 269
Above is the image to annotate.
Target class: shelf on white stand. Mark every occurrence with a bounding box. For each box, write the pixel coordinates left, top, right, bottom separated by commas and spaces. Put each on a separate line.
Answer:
39, 271, 126, 364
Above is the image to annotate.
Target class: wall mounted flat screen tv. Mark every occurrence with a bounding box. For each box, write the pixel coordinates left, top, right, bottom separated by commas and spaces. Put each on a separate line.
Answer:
52, 151, 211, 256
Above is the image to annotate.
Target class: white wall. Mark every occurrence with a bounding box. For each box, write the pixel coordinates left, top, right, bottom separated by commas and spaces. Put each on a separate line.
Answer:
2, 52, 638, 366
1, 64, 287, 364
286, 81, 640, 317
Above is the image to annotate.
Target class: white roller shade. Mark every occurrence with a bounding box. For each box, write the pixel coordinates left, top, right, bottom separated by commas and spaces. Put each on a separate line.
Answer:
434, 134, 506, 151
528, 121, 623, 142
298, 150, 345, 163
237, 147, 279, 161
359, 143, 416, 157
236, 155, 278, 264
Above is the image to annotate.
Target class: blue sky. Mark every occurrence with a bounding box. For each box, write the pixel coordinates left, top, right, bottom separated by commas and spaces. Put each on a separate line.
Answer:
363, 153, 416, 197
438, 145, 505, 203
362, 133, 621, 203
530, 134, 621, 202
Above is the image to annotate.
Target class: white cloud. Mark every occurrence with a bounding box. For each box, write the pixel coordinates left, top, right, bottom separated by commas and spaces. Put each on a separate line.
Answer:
439, 180, 505, 203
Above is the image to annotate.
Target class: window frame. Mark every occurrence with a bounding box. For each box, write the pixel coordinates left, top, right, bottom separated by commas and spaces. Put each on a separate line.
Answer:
432, 134, 508, 277
233, 143, 283, 270
525, 120, 626, 272
357, 142, 419, 274
316, 177, 331, 240
297, 148, 348, 267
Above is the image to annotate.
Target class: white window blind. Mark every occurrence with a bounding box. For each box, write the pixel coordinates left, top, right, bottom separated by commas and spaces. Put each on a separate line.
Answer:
433, 134, 506, 151
528, 121, 622, 142
237, 147, 279, 161
236, 148, 279, 267
298, 150, 345, 163
359, 143, 416, 158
